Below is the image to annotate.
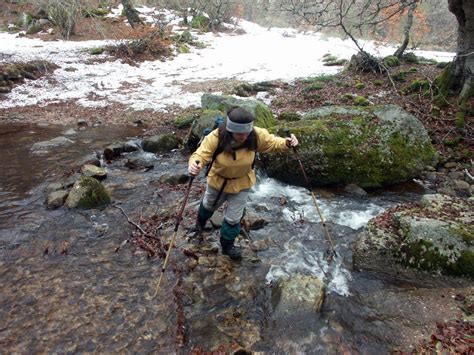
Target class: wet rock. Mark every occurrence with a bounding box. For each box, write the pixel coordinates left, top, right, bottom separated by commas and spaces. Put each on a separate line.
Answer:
142, 134, 181, 153
45, 182, 63, 193
158, 173, 189, 185
62, 128, 77, 136
31, 136, 74, 151
81, 164, 107, 180
271, 275, 325, 315
344, 183, 368, 197
77, 119, 88, 127
46, 190, 69, 209
63, 173, 82, 189
124, 158, 154, 171
65, 176, 111, 209
103, 142, 138, 160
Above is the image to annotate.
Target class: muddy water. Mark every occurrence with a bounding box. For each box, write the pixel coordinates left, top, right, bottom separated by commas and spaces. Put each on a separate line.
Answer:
0, 124, 468, 353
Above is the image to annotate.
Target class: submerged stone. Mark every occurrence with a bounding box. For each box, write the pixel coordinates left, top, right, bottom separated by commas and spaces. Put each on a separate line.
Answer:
271, 275, 325, 316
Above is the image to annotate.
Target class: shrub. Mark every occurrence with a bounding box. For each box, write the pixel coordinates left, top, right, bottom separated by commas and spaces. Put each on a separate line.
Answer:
89, 47, 105, 55
35, 0, 81, 39
383, 55, 400, 67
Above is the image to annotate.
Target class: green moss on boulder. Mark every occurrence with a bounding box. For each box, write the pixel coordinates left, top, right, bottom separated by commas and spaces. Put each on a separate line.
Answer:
265, 105, 437, 187
142, 134, 182, 153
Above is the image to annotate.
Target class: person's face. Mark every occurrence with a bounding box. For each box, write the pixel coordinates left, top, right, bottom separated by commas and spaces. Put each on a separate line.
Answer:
232, 132, 249, 144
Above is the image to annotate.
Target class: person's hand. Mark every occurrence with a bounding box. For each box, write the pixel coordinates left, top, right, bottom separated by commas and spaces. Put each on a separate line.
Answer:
188, 160, 201, 176
286, 134, 298, 148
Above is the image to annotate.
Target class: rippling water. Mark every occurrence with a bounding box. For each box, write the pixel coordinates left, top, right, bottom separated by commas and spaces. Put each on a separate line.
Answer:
0, 123, 466, 353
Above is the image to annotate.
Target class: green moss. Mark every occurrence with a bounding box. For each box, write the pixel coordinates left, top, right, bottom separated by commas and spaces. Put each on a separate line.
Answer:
393, 71, 408, 82
403, 52, 419, 64
255, 103, 277, 128
383, 55, 400, 67
443, 136, 462, 147
401, 240, 450, 271
353, 96, 369, 106
407, 79, 430, 92
191, 14, 209, 30
303, 82, 324, 92
450, 225, 474, 246
408, 67, 418, 73
455, 110, 465, 128
76, 177, 111, 209
449, 250, 474, 277
433, 62, 454, 108
174, 114, 195, 128
355, 82, 365, 90
373, 80, 383, 87
278, 111, 302, 122
302, 74, 335, 83
341, 93, 354, 102
89, 47, 105, 55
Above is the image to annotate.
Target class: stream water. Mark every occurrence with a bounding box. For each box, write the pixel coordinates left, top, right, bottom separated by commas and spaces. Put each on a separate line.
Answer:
0, 123, 467, 353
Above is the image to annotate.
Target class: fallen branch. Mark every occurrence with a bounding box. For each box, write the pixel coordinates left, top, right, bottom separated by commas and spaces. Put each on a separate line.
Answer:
113, 205, 156, 238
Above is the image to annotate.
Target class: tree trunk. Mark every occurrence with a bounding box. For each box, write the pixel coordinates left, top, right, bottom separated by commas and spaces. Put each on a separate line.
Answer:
121, 0, 142, 28
448, 0, 474, 102
394, 2, 417, 58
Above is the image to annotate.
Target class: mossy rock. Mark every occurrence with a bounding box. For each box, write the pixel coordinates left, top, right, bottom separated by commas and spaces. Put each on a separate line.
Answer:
397, 215, 474, 277
174, 114, 196, 128
201, 93, 277, 129
142, 133, 182, 153
264, 105, 437, 188
187, 109, 225, 148
383, 55, 400, 67
65, 176, 111, 209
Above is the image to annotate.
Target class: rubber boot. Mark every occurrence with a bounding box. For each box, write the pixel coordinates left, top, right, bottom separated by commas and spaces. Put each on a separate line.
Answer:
220, 237, 242, 260
192, 202, 213, 235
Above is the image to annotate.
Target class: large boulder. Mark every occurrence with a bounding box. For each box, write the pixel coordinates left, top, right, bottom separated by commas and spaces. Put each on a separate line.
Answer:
142, 134, 181, 153
65, 176, 111, 209
354, 194, 473, 278
201, 93, 277, 129
265, 105, 437, 187
187, 109, 225, 148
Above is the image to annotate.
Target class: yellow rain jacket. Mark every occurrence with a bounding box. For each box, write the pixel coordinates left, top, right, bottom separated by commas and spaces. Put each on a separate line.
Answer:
189, 127, 289, 193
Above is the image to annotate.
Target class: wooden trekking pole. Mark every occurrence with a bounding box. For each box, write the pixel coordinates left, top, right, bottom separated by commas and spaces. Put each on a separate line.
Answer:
285, 130, 337, 261
154, 161, 199, 296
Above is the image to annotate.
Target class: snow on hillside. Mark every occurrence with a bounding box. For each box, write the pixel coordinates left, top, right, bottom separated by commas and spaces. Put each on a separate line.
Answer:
0, 8, 455, 111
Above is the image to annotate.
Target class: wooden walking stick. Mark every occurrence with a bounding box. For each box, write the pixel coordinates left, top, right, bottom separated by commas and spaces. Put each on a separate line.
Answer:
154, 161, 199, 296
285, 131, 337, 262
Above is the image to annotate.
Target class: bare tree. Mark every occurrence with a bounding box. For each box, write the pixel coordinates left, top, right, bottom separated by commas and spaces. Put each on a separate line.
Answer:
393, 1, 417, 58
448, 0, 473, 104
121, 0, 142, 28
274, 0, 421, 67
